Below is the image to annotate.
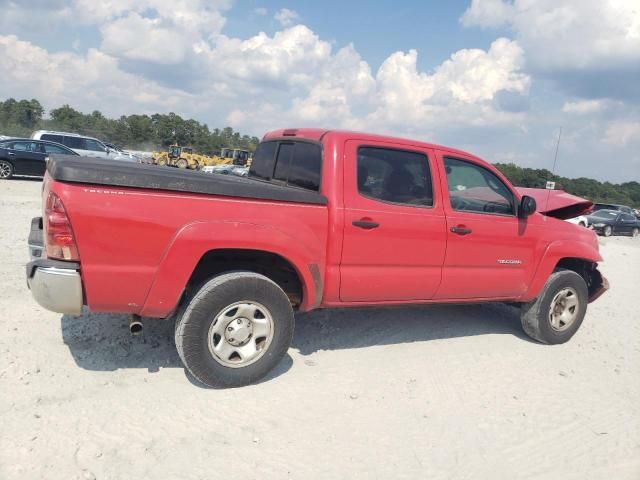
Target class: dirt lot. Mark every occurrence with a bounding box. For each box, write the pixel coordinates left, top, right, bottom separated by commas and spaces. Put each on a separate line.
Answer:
1, 178, 639, 480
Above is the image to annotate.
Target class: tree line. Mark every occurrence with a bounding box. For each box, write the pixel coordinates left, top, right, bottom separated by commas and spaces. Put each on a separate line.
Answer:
1, 97, 638, 208
494, 163, 640, 209
0, 98, 260, 154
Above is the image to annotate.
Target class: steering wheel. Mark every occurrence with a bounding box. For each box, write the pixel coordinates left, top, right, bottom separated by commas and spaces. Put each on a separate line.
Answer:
451, 196, 470, 210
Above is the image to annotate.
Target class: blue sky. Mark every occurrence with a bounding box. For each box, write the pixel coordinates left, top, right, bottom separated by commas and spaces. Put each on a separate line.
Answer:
0, 0, 638, 182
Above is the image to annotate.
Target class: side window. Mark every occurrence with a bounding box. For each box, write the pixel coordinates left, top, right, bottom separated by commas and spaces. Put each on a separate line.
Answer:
357, 147, 433, 206
43, 144, 71, 154
63, 136, 85, 150
622, 214, 635, 222
41, 134, 63, 143
444, 157, 514, 215
250, 141, 322, 191
12, 142, 38, 152
273, 142, 322, 190
249, 141, 277, 181
85, 139, 106, 152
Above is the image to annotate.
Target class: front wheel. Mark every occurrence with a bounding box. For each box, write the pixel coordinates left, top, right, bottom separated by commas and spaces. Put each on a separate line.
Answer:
176, 158, 188, 169
0, 160, 14, 179
603, 225, 612, 237
632, 228, 639, 238
174, 272, 294, 388
520, 269, 588, 344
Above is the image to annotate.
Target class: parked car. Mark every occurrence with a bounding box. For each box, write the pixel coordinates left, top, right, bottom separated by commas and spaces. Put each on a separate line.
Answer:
566, 215, 589, 227
31, 130, 134, 162
0, 138, 78, 179
586, 209, 640, 237
104, 142, 140, 161
26, 128, 608, 388
592, 203, 634, 215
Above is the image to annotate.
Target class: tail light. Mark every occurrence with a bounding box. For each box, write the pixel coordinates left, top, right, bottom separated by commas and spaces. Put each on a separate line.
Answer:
45, 192, 80, 261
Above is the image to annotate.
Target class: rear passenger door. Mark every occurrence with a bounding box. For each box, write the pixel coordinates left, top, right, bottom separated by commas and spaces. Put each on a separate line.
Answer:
5, 141, 46, 175
339, 140, 446, 302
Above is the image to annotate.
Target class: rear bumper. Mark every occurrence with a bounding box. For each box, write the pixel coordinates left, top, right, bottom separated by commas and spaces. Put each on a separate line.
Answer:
27, 262, 83, 314
26, 216, 83, 314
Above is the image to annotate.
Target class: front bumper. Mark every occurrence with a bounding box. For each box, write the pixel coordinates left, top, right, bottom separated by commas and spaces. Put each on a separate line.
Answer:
26, 217, 83, 314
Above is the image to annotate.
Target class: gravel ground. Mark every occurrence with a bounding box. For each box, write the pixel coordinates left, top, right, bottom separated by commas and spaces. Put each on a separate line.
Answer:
1, 178, 639, 480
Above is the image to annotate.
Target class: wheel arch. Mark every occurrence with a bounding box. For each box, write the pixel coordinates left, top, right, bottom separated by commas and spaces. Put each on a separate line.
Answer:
140, 221, 323, 317
522, 240, 603, 303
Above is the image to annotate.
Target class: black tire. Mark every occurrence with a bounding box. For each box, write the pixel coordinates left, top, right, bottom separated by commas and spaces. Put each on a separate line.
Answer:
603, 225, 612, 237
0, 159, 14, 179
520, 269, 588, 345
174, 272, 294, 388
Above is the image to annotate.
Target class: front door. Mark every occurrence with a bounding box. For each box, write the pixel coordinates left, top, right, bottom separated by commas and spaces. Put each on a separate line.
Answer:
339, 140, 447, 302
434, 152, 537, 300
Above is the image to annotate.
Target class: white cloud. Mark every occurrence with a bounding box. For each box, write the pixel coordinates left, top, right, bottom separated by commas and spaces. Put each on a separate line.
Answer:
460, 0, 514, 28
460, 0, 640, 100
274, 8, 300, 27
562, 99, 610, 114
253, 7, 268, 16
604, 121, 640, 146
460, 0, 640, 70
0, 35, 190, 117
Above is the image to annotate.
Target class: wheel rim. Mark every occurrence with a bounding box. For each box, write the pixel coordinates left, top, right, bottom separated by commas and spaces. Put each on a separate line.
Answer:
633, 228, 639, 237
0, 162, 11, 178
604, 226, 612, 236
548, 287, 580, 332
207, 301, 274, 368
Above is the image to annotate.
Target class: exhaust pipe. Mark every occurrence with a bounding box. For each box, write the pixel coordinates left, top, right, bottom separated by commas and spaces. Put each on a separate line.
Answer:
129, 314, 143, 335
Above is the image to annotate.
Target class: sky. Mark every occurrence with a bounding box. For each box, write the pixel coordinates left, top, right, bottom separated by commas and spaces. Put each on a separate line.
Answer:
0, 0, 639, 182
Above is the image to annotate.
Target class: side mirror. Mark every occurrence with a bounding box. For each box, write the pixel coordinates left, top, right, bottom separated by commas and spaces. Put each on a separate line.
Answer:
519, 195, 537, 218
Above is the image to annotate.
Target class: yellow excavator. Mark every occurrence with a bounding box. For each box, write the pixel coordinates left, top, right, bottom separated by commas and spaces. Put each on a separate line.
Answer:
152, 145, 251, 169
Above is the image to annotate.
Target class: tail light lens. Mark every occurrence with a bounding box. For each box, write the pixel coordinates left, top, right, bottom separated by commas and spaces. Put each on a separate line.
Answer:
45, 192, 79, 261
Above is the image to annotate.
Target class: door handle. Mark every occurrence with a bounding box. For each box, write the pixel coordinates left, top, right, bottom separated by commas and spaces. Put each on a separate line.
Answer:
353, 220, 379, 229
450, 226, 472, 235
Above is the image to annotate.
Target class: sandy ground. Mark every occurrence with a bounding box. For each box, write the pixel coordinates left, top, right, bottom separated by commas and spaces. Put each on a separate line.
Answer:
1, 178, 639, 480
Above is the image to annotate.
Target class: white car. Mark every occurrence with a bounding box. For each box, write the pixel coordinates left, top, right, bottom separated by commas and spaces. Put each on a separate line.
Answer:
31, 130, 135, 162
566, 215, 589, 227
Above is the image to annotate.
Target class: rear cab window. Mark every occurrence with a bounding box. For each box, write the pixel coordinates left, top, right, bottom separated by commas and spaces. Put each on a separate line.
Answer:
62, 136, 86, 150
249, 140, 322, 191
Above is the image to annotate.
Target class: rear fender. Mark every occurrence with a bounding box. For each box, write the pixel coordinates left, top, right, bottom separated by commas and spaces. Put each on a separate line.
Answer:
140, 221, 322, 317
521, 239, 603, 302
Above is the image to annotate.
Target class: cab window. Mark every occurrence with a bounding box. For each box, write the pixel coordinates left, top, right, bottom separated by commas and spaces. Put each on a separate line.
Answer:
444, 157, 514, 215
357, 147, 433, 207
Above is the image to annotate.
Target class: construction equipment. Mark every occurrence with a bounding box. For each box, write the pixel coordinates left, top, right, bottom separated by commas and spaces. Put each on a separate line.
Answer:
151, 145, 252, 169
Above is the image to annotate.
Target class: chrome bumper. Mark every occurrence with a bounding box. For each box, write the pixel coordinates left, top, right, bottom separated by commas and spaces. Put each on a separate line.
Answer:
27, 265, 83, 314
26, 216, 83, 314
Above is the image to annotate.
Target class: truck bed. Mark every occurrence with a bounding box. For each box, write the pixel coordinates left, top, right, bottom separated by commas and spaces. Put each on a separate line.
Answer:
47, 155, 327, 205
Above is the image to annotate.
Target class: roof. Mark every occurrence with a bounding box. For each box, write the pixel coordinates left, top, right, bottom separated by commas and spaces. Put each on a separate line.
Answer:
262, 128, 479, 160
31, 130, 101, 141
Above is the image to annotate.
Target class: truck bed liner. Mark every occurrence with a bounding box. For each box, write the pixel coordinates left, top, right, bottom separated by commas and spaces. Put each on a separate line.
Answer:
47, 155, 327, 205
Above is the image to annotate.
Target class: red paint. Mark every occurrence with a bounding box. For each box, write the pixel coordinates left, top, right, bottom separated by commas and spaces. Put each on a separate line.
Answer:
43, 130, 605, 317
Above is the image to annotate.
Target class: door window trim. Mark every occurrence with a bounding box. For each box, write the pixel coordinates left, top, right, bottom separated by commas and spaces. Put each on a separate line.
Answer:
355, 144, 435, 210
443, 156, 517, 217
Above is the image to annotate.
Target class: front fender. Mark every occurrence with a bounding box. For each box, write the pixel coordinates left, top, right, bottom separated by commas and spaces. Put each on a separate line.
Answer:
140, 220, 324, 317
521, 239, 603, 302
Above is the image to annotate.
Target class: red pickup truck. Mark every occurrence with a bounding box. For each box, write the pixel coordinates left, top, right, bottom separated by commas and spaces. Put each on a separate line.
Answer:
27, 129, 608, 387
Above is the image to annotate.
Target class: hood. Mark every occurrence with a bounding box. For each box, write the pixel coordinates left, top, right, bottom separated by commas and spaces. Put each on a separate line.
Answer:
517, 187, 593, 219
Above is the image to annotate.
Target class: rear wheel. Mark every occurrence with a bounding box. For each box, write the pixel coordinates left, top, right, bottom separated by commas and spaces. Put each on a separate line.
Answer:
174, 272, 294, 388
632, 228, 639, 238
520, 269, 588, 344
0, 160, 13, 179
176, 158, 188, 169
603, 225, 612, 237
